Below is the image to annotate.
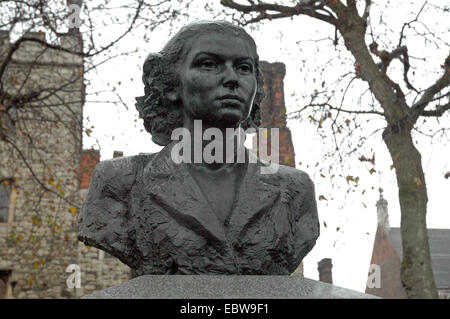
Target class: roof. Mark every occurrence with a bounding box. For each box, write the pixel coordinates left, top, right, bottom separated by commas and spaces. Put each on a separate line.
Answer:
388, 227, 450, 289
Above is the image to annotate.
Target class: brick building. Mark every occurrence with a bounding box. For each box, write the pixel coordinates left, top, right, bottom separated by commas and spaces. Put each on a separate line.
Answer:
366, 189, 450, 298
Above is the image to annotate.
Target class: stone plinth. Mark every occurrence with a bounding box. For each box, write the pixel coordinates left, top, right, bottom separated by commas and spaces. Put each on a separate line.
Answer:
83, 275, 378, 299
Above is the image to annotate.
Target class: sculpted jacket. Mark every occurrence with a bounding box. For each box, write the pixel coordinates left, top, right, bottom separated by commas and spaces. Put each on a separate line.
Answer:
78, 143, 319, 276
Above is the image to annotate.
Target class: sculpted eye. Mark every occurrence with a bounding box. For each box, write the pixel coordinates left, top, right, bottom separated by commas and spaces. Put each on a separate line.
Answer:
238, 63, 253, 74
199, 59, 218, 70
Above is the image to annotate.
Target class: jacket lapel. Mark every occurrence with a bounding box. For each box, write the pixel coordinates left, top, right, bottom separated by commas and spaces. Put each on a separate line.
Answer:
142, 143, 227, 243
227, 158, 281, 243
141, 143, 281, 245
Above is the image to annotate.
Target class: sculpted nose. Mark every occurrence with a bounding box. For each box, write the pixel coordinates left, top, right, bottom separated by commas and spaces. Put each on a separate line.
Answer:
222, 64, 239, 89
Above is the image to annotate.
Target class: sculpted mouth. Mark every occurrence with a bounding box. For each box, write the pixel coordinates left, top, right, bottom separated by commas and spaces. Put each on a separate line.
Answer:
218, 95, 244, 103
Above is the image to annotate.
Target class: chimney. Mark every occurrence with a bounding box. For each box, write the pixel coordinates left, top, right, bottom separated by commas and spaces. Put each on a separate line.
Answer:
61, 0, 83, 53
23, 31, 46, 41
0, 30, 10, 47
253, 61, 296, 167
66, 0, 83, 35
78, 149, 100, 189
113, 151, 123, 158
376, 188, 389, 232
317, 258, 333, 284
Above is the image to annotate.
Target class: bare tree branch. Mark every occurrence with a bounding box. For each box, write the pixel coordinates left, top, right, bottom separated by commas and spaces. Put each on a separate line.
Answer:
220, 0, 338, 25
398, 1, 428, 47
420, 100, 450, 117
411, 54, 450, 117
3, 136, 79, 208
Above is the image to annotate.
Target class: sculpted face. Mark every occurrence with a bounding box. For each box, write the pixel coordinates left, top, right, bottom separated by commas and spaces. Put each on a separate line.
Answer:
177, 32, 258, 127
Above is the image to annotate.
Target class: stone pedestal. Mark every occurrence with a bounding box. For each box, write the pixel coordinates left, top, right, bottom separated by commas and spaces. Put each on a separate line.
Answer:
83, 275, 378, 299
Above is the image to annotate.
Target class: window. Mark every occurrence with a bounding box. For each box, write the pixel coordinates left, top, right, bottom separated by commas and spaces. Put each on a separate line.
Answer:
0, 270, 12, 299
0, 180, 11, 223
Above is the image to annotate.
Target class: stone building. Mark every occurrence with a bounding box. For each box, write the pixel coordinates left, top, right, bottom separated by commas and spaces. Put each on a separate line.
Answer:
0, 29, 129, 298
365, 189, 450, 298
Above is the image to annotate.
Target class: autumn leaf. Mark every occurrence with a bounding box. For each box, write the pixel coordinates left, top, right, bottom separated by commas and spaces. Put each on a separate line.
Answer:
15, 234, 24, 243
318, 195, 328, 201
445, 172, 450, 179
369, 168, 376, 174
346, 175, 360, 184
85, 128, 93, 137
27, 276, 35, 287
359, 154, 375, 165
31, 216, 42, 227
413, 177, 422, 186
69, 206, 78, 215
323, 221, 327, 228
308, 115, 317, 123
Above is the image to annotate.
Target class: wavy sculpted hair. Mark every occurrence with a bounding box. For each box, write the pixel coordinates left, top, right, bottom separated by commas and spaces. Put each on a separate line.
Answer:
135, 20, 265, 146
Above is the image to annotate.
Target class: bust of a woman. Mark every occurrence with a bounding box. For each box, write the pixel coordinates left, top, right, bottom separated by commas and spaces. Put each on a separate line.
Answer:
78, 21, 319, 276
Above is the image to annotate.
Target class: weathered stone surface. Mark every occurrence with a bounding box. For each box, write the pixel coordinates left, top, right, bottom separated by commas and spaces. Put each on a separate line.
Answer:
84, 275, 379, 299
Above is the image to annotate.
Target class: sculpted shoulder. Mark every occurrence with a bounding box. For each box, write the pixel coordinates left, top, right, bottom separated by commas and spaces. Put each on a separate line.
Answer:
256, 161, 319, 271
259, 161, 315, 196
91, 154, 155, 191
259, 161, 318, 222
78, 153, 156, 265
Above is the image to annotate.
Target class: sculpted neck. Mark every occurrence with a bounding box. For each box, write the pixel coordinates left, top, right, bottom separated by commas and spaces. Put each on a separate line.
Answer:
181, 112, 248, 171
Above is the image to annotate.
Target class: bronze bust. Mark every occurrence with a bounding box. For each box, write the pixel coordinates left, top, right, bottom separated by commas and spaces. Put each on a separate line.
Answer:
78, 21, 319, 276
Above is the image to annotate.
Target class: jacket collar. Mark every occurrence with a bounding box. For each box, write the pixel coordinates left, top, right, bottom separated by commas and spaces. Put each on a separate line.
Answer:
142, 142, 280, 244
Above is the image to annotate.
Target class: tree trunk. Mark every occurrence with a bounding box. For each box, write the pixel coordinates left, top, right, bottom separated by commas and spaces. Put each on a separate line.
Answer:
383, 122, 438, 298
333, 8, 439, 298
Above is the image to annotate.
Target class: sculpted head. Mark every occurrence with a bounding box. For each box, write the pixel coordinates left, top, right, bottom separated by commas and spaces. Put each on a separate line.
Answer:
135, 20, 265, 146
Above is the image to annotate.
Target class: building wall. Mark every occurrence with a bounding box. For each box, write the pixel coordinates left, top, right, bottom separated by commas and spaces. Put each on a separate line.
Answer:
0, 31, 129, 298
365, 227, 407, 298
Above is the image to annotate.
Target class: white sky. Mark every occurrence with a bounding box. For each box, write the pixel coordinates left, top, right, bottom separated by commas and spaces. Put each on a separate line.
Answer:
82, 1, 450, 292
